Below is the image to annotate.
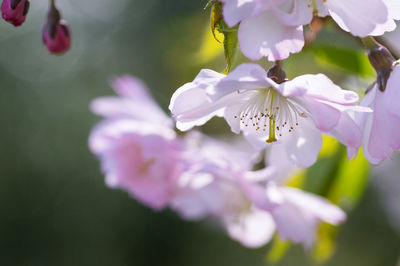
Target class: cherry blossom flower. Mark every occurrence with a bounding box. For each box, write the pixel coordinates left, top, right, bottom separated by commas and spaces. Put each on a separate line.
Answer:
89, 76, 274, 246
183, 174, 277, 249
170, 63, 369, 167
89, 76, 185, 210
171, 134, 278, 248
90, 74, 347, 248
238, 145, 346, 247
220, 0, 400, 61
357, 63, 400, 164
171, 133, 346, 248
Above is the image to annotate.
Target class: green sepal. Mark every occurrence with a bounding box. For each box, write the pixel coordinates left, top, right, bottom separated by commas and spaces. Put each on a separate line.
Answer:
210, 1, 238, 73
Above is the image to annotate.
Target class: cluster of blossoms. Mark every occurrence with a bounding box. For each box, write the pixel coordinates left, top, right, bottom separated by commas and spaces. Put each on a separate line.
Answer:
168, 0, 400, 166
89, 0, 400, 254
220, 0, 400, 61
90, 76, 346, 247
1, 0, 71, 54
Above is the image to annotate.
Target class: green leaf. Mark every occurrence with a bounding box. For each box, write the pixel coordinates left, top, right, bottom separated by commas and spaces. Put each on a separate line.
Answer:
266, 235, 291, 265
303, 146, 344, 196
210, 1, 238, 73
313, 44, 375, 77
313, 223, 337, 264
328, 150, 370, 209
222, 23, 238, 73
310, 151, 370, 264
210, 1, 223, 43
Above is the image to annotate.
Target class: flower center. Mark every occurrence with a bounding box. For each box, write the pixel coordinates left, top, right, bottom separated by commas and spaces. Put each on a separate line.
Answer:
233, 88, 308, 143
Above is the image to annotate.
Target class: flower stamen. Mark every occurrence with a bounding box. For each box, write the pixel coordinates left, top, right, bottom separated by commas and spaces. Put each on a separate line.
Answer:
233, 88, 308, 142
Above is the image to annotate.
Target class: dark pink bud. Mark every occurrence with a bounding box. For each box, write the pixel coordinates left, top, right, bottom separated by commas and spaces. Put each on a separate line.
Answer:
1, 0, 30, 27
368, 46, 396, 92
42, 4, 71, 55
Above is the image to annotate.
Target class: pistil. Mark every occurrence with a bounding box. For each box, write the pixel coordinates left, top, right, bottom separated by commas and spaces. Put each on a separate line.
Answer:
266, 116, 277, 143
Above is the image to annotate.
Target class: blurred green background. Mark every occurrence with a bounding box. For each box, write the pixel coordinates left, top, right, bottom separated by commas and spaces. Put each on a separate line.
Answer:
0, 0, 399, 265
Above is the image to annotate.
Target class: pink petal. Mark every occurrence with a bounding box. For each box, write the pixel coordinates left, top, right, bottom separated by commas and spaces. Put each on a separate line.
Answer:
280, 187, 346, 225
238, 11, 304, 61
283, 74, 359, 103
328, 112, 362, 159
271, 200, 316, 247
384, 66, 400, 117
211, 63, 277, 101
91, 96, 170, 125
225, 207, 276, 248
169, 69, 226, 131
238, 176, 284, 211
326, 0, 391, 37
366, 88, 400, 160
92, 75, 170, 124
272, 187, 346, 247
273, 0, 313, 26
221, 0, 258, 27
300, 97, 342, 132
314, 0, 329, 17
283, 118, 323, 167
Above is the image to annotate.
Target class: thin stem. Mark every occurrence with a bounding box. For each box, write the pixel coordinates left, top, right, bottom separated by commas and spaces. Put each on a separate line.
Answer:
274, 60, 282, 67
361, 36, 381, 50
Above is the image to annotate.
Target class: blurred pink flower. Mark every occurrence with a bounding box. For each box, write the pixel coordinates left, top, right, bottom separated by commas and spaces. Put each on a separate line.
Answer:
357, 64, 400, 164
220, 0, 399, 61
170, 133, 276, 248
91, 75, 172, 126
171, 132, 346, 248
170, 132, 257, 219
1, 0, 29, 27
170, 63, 370, 167
89, 76, 185, 210
239, 171, 346, 247
232, 146, 346, 247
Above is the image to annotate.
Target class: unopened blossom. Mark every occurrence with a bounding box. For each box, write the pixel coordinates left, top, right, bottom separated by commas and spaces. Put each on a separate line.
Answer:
1, 0, 29, 27
220, 0, 400, 61
170, 63, 369, 167
357, 63, 400, 164
90, 76, 185, 210
42, 3, 71, 54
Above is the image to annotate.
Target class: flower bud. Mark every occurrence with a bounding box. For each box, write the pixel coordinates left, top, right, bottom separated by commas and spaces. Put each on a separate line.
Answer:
267, 63, 287, 84
42, 4, 71, 55
1, 0, 30, 27
368, 46, 396, 92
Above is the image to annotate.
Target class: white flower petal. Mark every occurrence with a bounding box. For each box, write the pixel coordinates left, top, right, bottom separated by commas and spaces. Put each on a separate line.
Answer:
283, 118, 323, 167
238, 11, 304, 61
326, 0, 392, 37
